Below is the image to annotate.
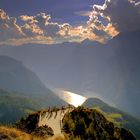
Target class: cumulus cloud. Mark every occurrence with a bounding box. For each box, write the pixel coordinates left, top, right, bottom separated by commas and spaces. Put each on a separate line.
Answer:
0, 9, 110, 45
72, 0, 140, 41
0, 0, 140, 45
20, 13, 96, 43
0, 9, 25, 41
89, 0, 140, 35
0, 11, 61, 45
21, 23, 43, 37
20, 13, 61, 39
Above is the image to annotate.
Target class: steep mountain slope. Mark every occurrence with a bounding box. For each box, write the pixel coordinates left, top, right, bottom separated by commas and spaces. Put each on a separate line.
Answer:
0, 41, 104, 92
0, 56, 67, 123
63, 107, 136, 140
0, 56, 48, 94
0, 89, 40, 123
0, 30, 140, 117
83, 98, 140, 139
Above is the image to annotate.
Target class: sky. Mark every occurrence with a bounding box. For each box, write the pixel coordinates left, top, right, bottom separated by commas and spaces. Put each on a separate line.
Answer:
0, 0, 104, 25
0, 0, 140, 45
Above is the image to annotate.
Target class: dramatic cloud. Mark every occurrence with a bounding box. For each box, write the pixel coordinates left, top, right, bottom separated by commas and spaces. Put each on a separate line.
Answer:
0, 10, 59, 45
0, 36, 54, 46
20, 13, 101, 44
89, 0, 140, 35
20, 13, 50, 37
0, 8, 110, 45
20, 13, 66, 42
0, 0, 140, 45
0, 9, 25, 41
103, 0, 140, 32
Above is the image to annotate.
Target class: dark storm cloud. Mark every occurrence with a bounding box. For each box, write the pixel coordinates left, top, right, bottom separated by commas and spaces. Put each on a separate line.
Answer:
89, 0, 140, 33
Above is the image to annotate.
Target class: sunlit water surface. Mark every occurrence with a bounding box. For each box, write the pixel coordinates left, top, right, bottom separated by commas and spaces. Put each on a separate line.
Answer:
60, 90, 87, 107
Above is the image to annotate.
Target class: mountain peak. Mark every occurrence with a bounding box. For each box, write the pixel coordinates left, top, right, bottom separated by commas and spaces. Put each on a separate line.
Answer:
81, 38, 102, 46
83, 97, 109, 108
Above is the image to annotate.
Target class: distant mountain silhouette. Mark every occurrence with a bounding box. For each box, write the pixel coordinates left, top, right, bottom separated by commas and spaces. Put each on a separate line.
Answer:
0, 56, 48, 93
0, 30, 140, 117
83, 98, 110, 109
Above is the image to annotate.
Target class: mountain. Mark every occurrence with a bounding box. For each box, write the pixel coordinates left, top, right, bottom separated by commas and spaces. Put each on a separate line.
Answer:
0, 40, 104, 92
0, 55, 48, 94
0, 30, 140, 117
83, 98, 112, 110
63, 106, 136, 140
0, 106, 136, 140
0, 56, 66, 123
0, 89, 41, 123
83, 98, 140, 139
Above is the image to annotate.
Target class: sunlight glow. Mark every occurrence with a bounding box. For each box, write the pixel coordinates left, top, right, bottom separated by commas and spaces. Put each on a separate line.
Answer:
60, 90, 87, 107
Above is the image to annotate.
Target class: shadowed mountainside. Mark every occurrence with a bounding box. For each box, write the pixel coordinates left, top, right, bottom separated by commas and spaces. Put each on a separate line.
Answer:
0, 30, 140, 117
0, 56, 66, 123
0, 89, 41, 123
62, 106, 136, 140
83, 98, 140, 139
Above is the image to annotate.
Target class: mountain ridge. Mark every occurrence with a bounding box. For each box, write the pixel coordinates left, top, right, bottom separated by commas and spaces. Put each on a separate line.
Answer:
0, 56, 66, 123
0, 30, 140, 117
83, 97, 140, 138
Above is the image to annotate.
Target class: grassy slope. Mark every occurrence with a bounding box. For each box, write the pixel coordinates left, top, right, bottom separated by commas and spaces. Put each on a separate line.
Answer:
62, 106, 136, 140
0, 89, 42, 124
0, 125, 66, 140
83, 98, 140, 139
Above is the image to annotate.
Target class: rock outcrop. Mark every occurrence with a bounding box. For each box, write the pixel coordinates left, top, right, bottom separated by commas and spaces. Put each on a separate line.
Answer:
16, 113, 54, 138
62, 107, 136, 140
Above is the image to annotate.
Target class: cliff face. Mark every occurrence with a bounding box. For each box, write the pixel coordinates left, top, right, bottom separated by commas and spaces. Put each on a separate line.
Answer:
62, 107, 136, 140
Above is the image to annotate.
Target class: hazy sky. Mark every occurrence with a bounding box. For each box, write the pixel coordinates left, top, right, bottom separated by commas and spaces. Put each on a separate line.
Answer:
0, 0, 140, 45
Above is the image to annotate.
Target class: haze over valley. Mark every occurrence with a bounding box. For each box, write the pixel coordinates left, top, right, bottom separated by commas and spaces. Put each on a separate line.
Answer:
0, 30, 140, 117
0, 0, 140, 139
